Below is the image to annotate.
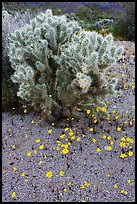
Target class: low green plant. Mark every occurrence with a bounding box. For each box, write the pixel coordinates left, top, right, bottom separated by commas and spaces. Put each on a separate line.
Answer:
8, 9, 124, 124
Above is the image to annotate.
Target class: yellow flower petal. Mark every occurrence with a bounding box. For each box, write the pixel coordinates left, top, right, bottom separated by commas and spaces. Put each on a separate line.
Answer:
24, 109, 27, 113
63, 188, 67, 192
89, 127, 93, 132
107, 136, 112, 140
120, 153, 127, 159
59, 171, 65, 176
21, 172, 25, 177
11, 192, 16, 198
48, 129, 52, 134
34, 150, 37, 154
86, 110, 91, 114
13, 167, 17, 171
76, 137, 81, 141
113, 184, 118, 189
96, 148, 101, 153
46, 171, 53, 178
92, 138, 97, 143
39, 145, 45, 150
127, 180, 131, 184
27, 152, 32, 156
128, 151, 134, 157
60, 148, 69, 154
35, 139, 41, 143
31, 120, 35, 124
117, 127, 121, 131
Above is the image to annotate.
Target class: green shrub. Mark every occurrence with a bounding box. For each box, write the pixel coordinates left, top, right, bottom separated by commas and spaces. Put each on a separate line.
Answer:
107, 2, 135, 41
8, 9, 124, 123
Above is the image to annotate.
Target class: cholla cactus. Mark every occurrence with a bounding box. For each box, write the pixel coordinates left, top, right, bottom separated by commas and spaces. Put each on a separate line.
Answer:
94, 18, 114, 29
8, 9, 124, 124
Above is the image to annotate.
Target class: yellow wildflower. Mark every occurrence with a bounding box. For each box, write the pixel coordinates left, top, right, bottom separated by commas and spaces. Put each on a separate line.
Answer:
52, 122, 54, 126
107, 136, 112, 140
65, 127, 69, 131
35, 139, 41, 143
89, 127, 93, 132
124, 84, 126, 89
84, 181, 90, 187
24, 109, 27, 113
129, 139, 134, 143
27, 152, 32, 156
101, 107, 107, 112
25, 179, 29, 182
120, 189, 124, 194
120, 153, 127, 159
21, 172, 25, 177
69, 130, 74, 136
127, 180, 131, 184
64, 144, 69, 149
120, 142, 126, 148
76, 137, 81, 141
11, 192, 16, 198
82, 200, 87, 202
13, 167, 17, 171
102, 135, 107, 139
126, 137, 131, 142
94, 119, 97, 123
121, 137, 126, 141
105, 146, 112, 151
60, 134, 65, 139
110, 141, 114, 145
117, 127, 121, 131
80, 185, 85, 190
128, 151, 134, 157
39, 160, 43, 165
115, 115, 119, 119
12, 145, 16, 149
39, 145, 45, 150
31, 120, 35, 124
96, 107, 100, 112
60, 148, 69, 154
34, 150, 37, 154
96, 148, 101, 153
86, 110, 90, 114
48, 129, 52, 134
71, 135, 75, 140
92, 138, 97, 143
113, 184, 118, 189
56, 146, 60, 151
59, 171, 64, 176
63, 188, 67, 192
67, 181, 71, 186
107, 173, 111, 178
46, 171, 53, 178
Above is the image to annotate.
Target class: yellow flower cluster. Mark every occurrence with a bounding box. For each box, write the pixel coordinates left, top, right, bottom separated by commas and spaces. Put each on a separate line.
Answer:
120, 137, 134, 148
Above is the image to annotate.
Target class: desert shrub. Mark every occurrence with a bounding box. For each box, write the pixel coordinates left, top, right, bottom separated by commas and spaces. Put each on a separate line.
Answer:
107, 2, 135, 41
8, 9, 124, 123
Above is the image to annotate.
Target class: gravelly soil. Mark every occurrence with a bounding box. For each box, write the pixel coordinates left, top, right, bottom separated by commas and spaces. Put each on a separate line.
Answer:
2, 41, 135, 202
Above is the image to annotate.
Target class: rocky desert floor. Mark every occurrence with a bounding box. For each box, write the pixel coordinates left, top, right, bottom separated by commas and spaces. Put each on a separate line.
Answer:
2, 41, 135, 202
